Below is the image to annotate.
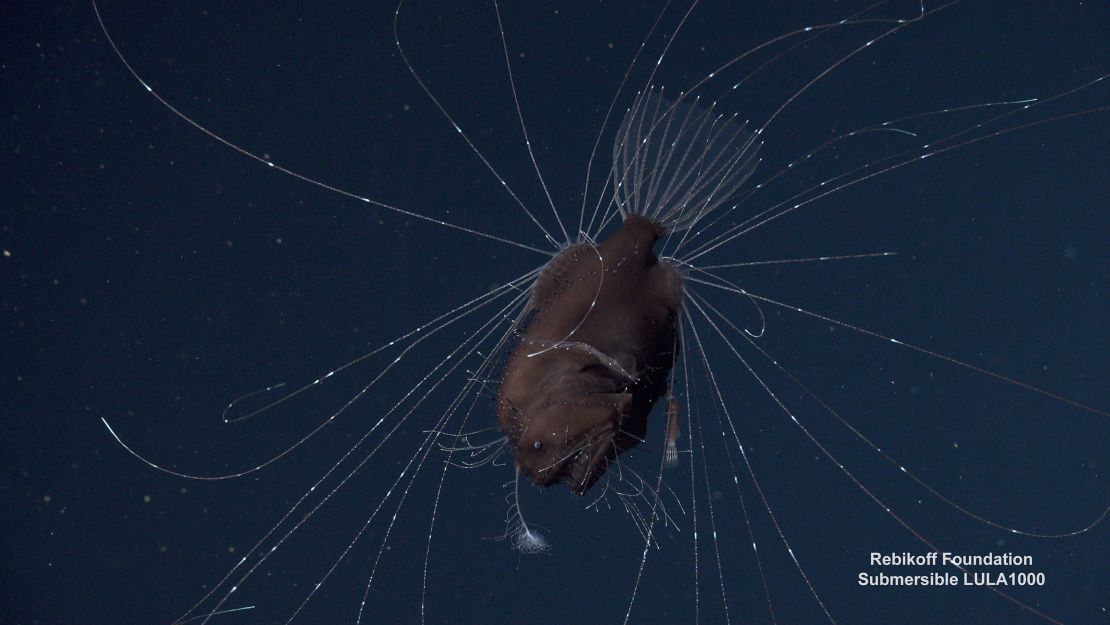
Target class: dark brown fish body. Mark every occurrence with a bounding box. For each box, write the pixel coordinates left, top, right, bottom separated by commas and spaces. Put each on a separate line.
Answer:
496, 215, 683, 494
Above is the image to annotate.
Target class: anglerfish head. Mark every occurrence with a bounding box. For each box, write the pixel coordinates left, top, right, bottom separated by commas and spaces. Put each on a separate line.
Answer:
498, 351, 634, 494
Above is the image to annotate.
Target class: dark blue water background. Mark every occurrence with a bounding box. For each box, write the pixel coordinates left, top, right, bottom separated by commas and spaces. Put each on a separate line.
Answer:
3, 2, 1107, 624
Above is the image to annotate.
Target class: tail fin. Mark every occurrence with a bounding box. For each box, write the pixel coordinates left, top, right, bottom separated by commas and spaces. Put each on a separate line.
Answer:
612, 87, 760, 231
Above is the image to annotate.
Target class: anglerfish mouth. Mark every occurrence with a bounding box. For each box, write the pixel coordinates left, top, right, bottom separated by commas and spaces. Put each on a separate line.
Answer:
564, 427, 615, 495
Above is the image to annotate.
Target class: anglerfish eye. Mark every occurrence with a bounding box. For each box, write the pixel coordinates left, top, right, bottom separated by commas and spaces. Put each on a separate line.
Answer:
532, 440, 542, 451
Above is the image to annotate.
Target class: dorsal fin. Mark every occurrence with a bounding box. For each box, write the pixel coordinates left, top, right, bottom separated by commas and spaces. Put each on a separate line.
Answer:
612, 88, 760, 231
